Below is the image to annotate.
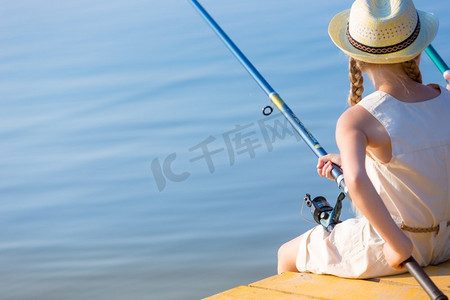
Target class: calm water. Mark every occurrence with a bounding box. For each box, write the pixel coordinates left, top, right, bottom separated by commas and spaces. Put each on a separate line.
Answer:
1, 1, 449, 299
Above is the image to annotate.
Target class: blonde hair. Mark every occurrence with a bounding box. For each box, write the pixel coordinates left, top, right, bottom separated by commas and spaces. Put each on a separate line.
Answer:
347, 57, 423, 106
348, 57, 364, 106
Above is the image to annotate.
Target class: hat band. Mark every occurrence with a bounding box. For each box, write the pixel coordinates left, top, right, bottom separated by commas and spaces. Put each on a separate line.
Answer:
346, 13, 421, 55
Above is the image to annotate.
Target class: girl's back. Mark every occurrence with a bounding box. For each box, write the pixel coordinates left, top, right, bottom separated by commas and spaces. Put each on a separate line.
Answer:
358, 86, 450, 266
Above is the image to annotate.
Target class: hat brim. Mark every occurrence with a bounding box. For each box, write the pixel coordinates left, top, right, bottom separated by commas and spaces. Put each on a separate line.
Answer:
328, 9, 439, 64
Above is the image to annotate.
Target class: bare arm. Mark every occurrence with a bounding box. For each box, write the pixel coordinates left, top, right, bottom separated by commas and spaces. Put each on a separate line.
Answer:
336, 107, 412, 270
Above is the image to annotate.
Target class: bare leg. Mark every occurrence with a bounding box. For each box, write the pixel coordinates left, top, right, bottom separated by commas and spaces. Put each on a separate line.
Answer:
277, 234, 304, 274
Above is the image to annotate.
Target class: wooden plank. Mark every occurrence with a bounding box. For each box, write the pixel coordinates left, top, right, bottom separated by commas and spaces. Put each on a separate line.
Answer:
205, 260, 450, 299
203, 285, 314, 300
250, 272, 436, 299
379, 260, 450, 291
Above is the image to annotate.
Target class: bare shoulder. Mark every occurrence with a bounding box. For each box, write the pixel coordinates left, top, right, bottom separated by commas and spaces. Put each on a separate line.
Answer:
337, 105, 392, 162
335, 106, 370, 151
336, 105, 373, 132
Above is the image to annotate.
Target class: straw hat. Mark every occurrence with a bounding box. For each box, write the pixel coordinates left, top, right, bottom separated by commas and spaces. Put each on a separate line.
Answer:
328, 0, 439, 64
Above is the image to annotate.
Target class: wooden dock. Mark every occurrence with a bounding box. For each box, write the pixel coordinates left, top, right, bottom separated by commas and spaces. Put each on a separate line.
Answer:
205, 260, 449, 299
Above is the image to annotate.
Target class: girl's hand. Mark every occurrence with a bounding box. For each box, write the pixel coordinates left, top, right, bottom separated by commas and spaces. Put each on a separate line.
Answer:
317, 154, 342, 181
445, 71, 450, 91
383, 237, 413, 271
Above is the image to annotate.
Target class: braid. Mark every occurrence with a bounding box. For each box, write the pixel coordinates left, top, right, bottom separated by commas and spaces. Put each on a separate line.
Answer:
401, 59, 422, 83
348, 57, 364, 106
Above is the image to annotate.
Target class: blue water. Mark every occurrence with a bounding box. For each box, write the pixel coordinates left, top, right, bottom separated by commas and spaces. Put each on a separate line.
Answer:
1, 1, 449, 299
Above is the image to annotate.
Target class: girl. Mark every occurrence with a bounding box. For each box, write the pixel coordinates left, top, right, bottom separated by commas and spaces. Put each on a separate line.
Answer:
278, 0, 450, 278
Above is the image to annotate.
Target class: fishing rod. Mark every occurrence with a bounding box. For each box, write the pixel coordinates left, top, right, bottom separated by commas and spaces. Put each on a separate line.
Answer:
425, 44, 450, 84
189, 0, 347, 198
190, 1, 448, 299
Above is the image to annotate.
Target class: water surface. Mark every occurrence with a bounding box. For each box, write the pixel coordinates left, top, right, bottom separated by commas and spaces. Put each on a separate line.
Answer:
1, 0, 449, 299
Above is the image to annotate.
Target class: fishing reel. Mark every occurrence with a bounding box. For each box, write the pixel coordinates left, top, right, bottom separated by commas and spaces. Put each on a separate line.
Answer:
303, 192, 345, 233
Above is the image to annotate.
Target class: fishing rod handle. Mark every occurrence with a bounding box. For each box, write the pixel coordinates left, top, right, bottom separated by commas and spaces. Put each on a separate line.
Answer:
425, 45, 450, 84
403, 257, 448, 300
331, 167, 348, 195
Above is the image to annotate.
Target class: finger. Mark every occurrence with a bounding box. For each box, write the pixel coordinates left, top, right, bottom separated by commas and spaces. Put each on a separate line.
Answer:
445, 71, 450, 90
328, 163, 335, 180
317, 155, 330, 168
325, 162, 334, 180
317, 165, 325, 177
392, 263, 406, 271
317, 159, 324, 169
386, 258, 405, 271
317, 159, 328, 176
322, 163, 330, 178
317, 168, 323, 177
444, 71, 450, 80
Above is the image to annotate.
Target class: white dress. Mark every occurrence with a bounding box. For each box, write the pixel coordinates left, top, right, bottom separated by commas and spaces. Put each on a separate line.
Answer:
296, 86, 450, 278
